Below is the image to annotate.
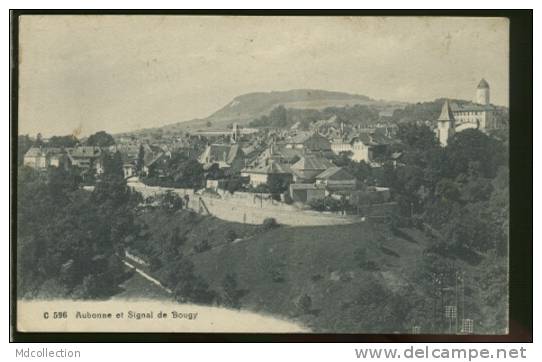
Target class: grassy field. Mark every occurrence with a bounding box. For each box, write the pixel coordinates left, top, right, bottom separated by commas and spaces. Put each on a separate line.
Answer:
189, 221, 430, 332
126, 208, 439, 332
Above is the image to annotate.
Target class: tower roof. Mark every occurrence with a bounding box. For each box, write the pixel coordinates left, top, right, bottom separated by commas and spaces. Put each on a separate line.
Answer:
477, 78, 490, 89
438, 100, 455, 122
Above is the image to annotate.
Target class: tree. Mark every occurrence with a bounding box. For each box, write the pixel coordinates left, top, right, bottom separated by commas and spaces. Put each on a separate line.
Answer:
137, 144, 145, 172
396, 123, 439, 151
267, 174, 290, 198
174, 275, 215, 304
86, 131, 115, 147
262, 217, 279, 230
35, 133, 44, 146
18, 135, 34, 165
268, 105, 288, 127
308, 196, 342, 212
444, 129, 506, 179
225, 229, 238, 243
17, 149, 138, 299
161, 190, 184, 212
164, 226, 185, 260
172, 159, 204, 189
222, 273, 242, 309
48, 135, 79, 148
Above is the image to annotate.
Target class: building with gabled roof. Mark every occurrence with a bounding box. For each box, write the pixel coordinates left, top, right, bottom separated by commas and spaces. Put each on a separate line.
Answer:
283, 131, 331, 152
331, 130, 391, 164
67, 146, 103, 173
241, 162, 293, 187
315, 167, 357, 191
291, 155, 335, 183
199, 143, 245, 173
289, 183, 326, 203
23, 147, 69, 170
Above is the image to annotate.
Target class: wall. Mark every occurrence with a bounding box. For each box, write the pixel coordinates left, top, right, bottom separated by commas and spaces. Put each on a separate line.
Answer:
129, 181, 360, 226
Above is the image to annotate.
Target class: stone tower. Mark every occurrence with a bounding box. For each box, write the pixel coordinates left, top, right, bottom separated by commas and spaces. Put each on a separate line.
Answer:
437, 100, 455, 147
476, 78, 490, 105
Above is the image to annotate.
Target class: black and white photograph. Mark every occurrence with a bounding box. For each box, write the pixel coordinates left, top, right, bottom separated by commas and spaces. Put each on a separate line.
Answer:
10, 12, 527, 339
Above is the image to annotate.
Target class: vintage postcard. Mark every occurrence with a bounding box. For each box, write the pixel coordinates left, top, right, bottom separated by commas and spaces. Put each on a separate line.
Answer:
13, 14, 510, 334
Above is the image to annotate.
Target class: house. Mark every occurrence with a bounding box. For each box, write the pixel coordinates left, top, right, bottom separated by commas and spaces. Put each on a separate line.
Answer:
290, 155, 335, 183
48, 149, 70, 169
206, 179, 228, 190
23, 147, 69, 170
67, 146, 104, 174
264, 145, 305, 165
143, 152, 169, 177
241, 162, 293, 187
289, 183, 326, 203
283, 132, 331, 152
331, 132, 389, 164
199, 144, 245, 174
315, 167, 357, 191
23, 147, 49, 169
123, 163, 136, 179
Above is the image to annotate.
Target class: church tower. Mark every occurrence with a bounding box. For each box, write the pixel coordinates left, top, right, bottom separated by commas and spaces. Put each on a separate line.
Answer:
437, 100, 455, 147
476, 78, 490, 105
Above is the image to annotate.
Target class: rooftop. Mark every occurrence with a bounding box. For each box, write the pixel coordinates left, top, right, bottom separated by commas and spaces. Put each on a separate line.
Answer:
291, 155, 334, 171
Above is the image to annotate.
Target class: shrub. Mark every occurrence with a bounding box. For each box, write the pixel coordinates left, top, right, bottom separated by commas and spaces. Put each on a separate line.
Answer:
225, 229, 238, 243
282, 192, 293, 204
308, 196, 343, 212
262, 217, 279, 230
161, 190, 184, 212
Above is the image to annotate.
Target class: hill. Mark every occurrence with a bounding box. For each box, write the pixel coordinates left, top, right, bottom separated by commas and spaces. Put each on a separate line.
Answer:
207, 89, 372, 123
139, 89, 406, 134
125, 209, 432, 333
122, 206, 507, 334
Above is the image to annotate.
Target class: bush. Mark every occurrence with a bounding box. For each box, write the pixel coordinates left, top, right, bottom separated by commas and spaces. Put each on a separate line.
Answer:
161, 190, 184, 212
262, 218, 279, 230
251, 183, 270, 193
308, 196, 343, 212
282, 191, 293, 204
225, 229, 238, 243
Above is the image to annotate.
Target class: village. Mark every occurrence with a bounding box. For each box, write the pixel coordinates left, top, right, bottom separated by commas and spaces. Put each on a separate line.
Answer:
21, 80, 503, 226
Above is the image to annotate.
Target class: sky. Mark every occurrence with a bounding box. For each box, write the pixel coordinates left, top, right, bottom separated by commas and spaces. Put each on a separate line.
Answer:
18, 16, 509, 137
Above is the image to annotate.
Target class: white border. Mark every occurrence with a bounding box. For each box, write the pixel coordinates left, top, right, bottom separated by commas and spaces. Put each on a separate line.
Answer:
2, 2, 537, 361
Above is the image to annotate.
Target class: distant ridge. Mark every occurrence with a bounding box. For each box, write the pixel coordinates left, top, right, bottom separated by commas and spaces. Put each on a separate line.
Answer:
153, 89, 406, 132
